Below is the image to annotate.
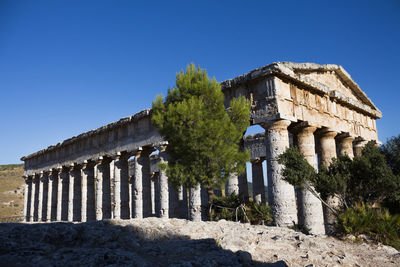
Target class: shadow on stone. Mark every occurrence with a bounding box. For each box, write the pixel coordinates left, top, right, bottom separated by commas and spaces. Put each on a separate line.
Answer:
0, 220, 287, 266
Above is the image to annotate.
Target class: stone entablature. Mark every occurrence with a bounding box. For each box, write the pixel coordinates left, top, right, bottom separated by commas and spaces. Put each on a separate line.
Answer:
21, 62, 382, 234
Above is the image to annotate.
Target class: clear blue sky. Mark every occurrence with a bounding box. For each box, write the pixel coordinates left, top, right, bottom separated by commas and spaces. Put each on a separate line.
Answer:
1, 0, 399, 165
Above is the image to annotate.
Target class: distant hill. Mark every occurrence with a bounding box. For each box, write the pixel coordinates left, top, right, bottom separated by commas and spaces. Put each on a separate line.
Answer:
0, 164, 24, 219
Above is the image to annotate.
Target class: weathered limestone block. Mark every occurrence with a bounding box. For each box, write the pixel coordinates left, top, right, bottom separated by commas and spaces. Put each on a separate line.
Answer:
294, 125, 325, 235
133, 149, 143, 219
317, 128, 338, 234
251, 159, 265, 204
189, 184, 201, 222
114, 152, 130, 220
264, 119, 298, 227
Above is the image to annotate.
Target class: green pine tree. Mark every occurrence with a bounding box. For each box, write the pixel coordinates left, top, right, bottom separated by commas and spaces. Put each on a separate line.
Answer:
151, 63, 251, 196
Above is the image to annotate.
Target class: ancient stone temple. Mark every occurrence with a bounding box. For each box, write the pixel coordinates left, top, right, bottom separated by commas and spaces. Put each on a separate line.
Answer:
21, 62, 381, 234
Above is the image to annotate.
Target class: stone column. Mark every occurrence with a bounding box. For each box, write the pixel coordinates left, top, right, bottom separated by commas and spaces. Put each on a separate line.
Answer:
251, 159, 265, 204
56, 167, 64, 221
69, 164, 81, 222
150, 174, 156, 216
226, 173, 239, 196
30, 175, 36, 222
317, 128, 338, 234
68, 165, 75, 222
37, 172, 45, 222
113, 152, 130, 220
81, 161, 95, 222
158, 145, 169, 218
264, 119, 297, 226
337, 134, 355, 159
295, 125, 325, 235
95, 157, 111, 220
46, 170, 54, 222
23, 176, 30, 222
189, 183, 202, 222
133, 149, 143, 219
200, 184, 209, 221
353, 139, 368, 157
133, 148, 152, 218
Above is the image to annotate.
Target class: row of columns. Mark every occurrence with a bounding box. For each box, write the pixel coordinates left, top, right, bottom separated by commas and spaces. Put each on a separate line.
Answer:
23, 145, 194, 223
225, 119, 367, 235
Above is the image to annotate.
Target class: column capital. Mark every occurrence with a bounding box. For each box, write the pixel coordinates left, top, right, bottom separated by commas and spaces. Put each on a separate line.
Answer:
261, 119, 291, 131
113, 151, 131, 161
96, 156, 112, 165
289, 121, 317, 135
82, 160, 96, 170
315, 127, 338, 139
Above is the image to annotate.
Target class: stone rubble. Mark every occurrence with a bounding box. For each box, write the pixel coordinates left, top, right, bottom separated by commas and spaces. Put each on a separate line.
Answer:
0, 218, 398, 266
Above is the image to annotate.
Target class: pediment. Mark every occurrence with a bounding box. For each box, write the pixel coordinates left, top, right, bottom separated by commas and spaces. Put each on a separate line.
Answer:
273, 62, 382, 119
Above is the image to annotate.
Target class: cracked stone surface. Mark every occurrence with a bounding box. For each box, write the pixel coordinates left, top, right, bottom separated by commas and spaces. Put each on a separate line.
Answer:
1, 218, 398, 266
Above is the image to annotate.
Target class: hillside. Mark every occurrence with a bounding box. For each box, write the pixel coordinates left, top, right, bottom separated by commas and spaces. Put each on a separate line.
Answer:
0, 164, 24, 220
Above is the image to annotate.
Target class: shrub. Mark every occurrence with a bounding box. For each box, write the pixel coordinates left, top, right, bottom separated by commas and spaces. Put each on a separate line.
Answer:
209, 194, 273, 225
338, 202, 400, 249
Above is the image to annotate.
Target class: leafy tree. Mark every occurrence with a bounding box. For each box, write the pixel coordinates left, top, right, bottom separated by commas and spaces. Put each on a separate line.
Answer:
380, 135, 400, 176
151, 64, 251, 196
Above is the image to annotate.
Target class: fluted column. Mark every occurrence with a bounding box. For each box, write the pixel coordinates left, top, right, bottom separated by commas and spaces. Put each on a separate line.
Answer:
158, 144, 169, 218
56, 167, 64, 221
264, 119, 297, 226
81, 161, 95, 222
353, 139, 368, 157
189, 183, 201, 222
37, 172, 45, 222
23, 176, 30, 222
133, 149, 143, 219
317, 128, 338, 234
238, 169, 248, 199
29, 175, 36, 221
337, 134, 355, 159
95, 157, 111, 220
251, 159, 265, 204
113, 152, 130, 220
46, 170, 54, 222
295, 125, 325, 235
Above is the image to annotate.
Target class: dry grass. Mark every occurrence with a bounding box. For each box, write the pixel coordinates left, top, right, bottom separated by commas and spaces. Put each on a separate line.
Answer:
0, 164, 24, 218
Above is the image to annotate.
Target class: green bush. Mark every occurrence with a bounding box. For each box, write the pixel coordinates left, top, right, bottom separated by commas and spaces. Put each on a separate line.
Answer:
338, 202, 400, 249
209, 194, 273, 225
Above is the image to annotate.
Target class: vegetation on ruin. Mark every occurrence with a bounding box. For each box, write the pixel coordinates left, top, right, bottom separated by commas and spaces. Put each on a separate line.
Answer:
152, 63, 251, 195
209, 194, 273, 225
278, 137, 400, 248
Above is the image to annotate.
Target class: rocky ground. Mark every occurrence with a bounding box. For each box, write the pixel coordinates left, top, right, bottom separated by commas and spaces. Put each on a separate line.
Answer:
0, 218, 399, 267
